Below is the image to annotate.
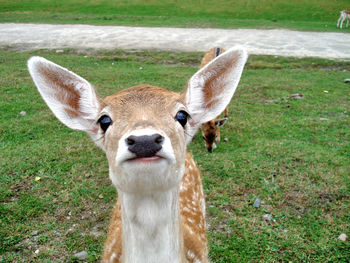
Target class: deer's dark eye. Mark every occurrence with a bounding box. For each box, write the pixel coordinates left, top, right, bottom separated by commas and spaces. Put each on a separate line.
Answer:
98, 115, 112, 132
175, 110, 189, 128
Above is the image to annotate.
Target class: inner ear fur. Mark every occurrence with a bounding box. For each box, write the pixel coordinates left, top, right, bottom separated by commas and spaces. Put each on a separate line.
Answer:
183, 46, 247, 139
27, 56, 101, 134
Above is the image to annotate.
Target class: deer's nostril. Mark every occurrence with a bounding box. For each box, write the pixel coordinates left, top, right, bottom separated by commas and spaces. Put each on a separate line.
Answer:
155, 134, 164, 144
126, 136, 136, 146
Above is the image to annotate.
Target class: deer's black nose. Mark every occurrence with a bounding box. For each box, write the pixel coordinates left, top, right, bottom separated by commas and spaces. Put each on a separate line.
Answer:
126, 134, 164, 158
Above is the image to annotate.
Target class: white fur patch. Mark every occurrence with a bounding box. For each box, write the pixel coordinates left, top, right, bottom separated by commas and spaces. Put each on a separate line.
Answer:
120, 189, 181, 263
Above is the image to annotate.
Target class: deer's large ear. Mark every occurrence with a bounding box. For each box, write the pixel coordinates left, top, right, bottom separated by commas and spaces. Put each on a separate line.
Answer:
183, 46, 247, 142
27, 57, 101, 140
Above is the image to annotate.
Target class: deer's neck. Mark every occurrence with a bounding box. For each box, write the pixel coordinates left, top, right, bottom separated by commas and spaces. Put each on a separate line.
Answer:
119, 187, 183, 263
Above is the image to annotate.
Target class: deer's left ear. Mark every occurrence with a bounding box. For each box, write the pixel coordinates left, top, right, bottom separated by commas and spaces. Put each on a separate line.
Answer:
183, 46, 247, 142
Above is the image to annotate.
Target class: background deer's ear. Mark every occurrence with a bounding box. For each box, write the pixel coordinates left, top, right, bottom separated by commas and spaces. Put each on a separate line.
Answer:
27, 57, 102, 141
183, 46, 247, 142
215, 117, 228, 127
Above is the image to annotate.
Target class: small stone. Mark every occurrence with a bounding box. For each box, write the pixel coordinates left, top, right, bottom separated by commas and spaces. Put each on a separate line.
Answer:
19, 111, 26, 116
344, 79, 350, 83
31, 230, 39, 236
34, 249, 39, 254
290, 93, 303, 99
53, 230, 60, 236
253, 198, 261, 208
338, 233, 347, 241
263, 213, 272, 221
223, 138, 228, 142
91, 230, 103, 238
74, 251, 89, 260
265, 99, 279, 104
67, 211, 72, 220
98, 194, 104, 199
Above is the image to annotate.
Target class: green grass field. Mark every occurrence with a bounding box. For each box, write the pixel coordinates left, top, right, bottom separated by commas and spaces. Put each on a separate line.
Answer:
1, 0, 350, 32
1, 48, 349, 262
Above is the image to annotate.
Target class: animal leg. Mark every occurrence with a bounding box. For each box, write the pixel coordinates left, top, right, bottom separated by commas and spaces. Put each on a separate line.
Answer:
216, 127, 221, 143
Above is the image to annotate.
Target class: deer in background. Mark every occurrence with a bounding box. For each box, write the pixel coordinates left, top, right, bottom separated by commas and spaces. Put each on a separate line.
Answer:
27, 46, 247, 263
337, 10, 350, 29
200, 47, 229, 152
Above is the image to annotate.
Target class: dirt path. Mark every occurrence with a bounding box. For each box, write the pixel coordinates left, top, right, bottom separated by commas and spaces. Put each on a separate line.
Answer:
1, 23, 350, 59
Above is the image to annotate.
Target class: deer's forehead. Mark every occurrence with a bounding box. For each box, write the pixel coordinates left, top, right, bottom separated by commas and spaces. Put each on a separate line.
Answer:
202, 120, 216, 132
102, 85, 182, 113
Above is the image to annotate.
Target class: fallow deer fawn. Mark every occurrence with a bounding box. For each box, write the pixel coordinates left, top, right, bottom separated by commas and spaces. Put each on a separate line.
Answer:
27, 46, 247, 263
200, 48, 229, 152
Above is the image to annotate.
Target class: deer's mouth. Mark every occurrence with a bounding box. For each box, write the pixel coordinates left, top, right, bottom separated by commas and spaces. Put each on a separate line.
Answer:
127, 155, 163, 162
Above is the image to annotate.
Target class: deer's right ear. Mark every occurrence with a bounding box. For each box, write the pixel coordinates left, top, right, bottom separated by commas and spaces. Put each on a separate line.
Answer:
183, 46, 247, 142
215, 117, 228, 127
27, 57, 101, 139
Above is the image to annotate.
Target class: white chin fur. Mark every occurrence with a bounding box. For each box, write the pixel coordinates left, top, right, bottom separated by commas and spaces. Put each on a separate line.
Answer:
110, 159, 184, 194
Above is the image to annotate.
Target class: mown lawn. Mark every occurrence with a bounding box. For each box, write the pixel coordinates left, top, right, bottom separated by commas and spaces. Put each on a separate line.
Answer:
1, 0, 350, 32
0, 48, 349, 262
